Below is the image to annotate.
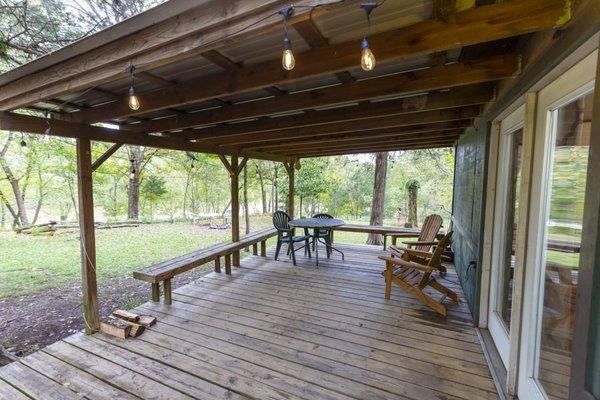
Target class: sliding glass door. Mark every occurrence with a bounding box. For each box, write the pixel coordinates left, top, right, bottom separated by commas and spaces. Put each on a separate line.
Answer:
518, 50, 597, 400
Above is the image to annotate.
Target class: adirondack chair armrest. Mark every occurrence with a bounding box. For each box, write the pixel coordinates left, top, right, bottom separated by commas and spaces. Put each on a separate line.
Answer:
402, 240, 439, 246
388, 246, 434, 260
403, 248, 436, 259
378, 256, 436, 272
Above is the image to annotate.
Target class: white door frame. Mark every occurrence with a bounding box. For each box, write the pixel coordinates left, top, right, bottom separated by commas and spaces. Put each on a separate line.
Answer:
487, 105, 525, 368
517, 49, 598, 400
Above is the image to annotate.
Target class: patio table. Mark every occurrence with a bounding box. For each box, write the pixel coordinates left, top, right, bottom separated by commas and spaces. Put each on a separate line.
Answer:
288, 217, 345, 267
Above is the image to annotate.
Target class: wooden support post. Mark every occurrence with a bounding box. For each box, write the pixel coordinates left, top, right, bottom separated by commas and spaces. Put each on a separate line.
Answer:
260, 240, 266, 257
163, 279, 172, 305
252, 243, 258, 255
76, 138, 100, 334
284, 161, 296, 219
151, 283, 160, 302
225, 254, 232, 275
214, 257, 221, 273
91, 143, 122, 172
230, 154, 240, 266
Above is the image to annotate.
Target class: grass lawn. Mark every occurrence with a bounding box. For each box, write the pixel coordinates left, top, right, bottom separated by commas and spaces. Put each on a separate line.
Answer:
0, 215, 383, 298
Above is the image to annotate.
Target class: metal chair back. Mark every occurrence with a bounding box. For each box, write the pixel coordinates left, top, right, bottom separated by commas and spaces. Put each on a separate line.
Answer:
273, 210, 292, 232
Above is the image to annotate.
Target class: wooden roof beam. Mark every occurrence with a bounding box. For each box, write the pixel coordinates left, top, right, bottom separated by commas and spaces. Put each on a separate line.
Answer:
293, 18, 354, 84
283, 140, 457, 157
0, 0, 339, 110
0, 111, 288, 162
56, 0, 568, 124
253, 131, 463, 153
242, 120, 472, 150
180, 84, 491, 141
124, 55, 508, 135
213, 106, 479, 147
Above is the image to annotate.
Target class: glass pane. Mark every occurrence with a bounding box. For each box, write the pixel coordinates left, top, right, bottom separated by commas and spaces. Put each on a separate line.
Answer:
537, 91, 594, 399
496, 128, 523, 329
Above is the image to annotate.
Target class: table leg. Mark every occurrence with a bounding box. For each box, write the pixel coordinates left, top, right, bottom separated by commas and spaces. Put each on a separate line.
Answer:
314, 228, 319, 268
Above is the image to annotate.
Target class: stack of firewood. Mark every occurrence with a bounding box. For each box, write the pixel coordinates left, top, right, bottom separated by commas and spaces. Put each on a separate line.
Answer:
100, 310, 156, 339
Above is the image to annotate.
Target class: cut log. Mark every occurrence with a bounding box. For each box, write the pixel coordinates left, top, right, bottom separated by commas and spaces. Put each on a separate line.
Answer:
138, 315, 157, 327
126, 323, 146, 338
112, 309, 140, 323
100, 318, 132, 339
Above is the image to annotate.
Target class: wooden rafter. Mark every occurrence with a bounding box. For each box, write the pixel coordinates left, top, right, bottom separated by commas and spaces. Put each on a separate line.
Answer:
213, 106, 479, 147
180, 84, 491, 142
0, 0, 338, 110
243, 121, 471, 150
291, 142, 456, 158
260, 132, 462, 154
0, 111, 288, 162
44, 0, 567, 124
120, 55, 509, 134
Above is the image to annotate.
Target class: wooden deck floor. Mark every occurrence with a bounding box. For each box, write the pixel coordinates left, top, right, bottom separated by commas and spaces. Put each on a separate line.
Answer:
0, 243, 499, 400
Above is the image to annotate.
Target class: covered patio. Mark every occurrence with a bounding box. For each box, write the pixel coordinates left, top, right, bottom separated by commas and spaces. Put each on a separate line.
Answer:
1, 0, 597, 398
0, 244, 497, 400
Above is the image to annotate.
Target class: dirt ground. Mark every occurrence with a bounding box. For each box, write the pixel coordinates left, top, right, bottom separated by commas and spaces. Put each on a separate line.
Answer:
0, 266, 212, 366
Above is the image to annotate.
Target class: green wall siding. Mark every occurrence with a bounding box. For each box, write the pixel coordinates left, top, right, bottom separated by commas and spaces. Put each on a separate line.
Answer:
452, 121, 489, 321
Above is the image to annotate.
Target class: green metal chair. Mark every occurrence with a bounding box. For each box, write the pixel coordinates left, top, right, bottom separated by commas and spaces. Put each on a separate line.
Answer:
272, 210, 311, 266
311, 213, 334, 258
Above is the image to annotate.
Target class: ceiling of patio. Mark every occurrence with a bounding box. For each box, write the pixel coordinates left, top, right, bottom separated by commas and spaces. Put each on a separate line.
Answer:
0, 0, 570, 159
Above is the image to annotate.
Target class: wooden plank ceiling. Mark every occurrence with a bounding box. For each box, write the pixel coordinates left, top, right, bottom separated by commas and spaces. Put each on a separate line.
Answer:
0, 0, 571, 160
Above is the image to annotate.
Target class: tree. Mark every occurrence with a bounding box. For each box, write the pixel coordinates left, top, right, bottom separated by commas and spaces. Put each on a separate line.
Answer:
405, 179, 420, 227
295, 158, 330, 217
367, 152, 388, 245
141, 174, 167, 218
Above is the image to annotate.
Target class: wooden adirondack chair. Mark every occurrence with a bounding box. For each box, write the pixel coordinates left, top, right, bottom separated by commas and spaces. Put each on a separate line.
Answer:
388, 214, 443, 250
379, 231, 458, 316
388, 214, 447, 274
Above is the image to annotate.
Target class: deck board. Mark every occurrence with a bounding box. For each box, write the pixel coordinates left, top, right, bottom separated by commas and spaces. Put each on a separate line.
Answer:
0, 243, 499, 400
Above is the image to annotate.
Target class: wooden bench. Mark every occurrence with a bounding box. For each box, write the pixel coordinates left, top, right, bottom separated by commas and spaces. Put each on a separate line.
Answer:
332, 224, 420, 250
133, 227, 277, 304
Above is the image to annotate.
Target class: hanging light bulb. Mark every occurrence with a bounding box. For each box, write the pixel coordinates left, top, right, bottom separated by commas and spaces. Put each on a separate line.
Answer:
360, 2, 379, 72
282, 36, 295, 71
128, 86, 140, 111
126, 65, 140, 111
360, 38, 376, 71
279, 5, 295, 71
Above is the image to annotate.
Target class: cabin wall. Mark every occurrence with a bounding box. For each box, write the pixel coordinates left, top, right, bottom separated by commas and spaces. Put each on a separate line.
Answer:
451, 119, 490, 321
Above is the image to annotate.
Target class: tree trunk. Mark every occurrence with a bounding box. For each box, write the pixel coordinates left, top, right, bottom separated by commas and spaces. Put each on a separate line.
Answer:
255, 163, 267, 214
127, 146, 144, 221
367, 152, 388, 245
273, 166, 279, 211
243, 165, 250, 235
407, 182, 419, 228
0, 134, 29, 226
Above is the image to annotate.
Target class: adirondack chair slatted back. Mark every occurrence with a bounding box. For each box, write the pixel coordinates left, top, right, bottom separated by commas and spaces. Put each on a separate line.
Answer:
273, 211, 292, 233
415, 214, 443, 251
427, 230, 453, 267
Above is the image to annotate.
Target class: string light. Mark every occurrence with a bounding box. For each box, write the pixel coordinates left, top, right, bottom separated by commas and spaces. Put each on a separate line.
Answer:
20, 133, 27, 150
43, 111, 52, 142
127, 66, 140, 111
279, 6, 295, 71
360, 2, 378, 71
129, 158, 136, 180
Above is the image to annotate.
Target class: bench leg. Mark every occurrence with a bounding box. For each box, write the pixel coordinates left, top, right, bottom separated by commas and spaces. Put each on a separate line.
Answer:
163, 279, 172, 305
252, 243, 258, 255
233, 251, 240, 267
383, 235, 387, 251
225, 254, 232, 275
260, 240, 266, 257
151, 283, 160, 302
392, 236, 397, 247
214, 257, 221, 273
